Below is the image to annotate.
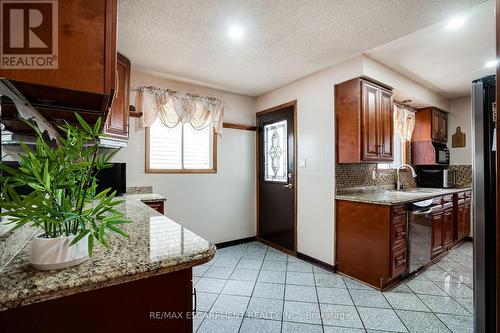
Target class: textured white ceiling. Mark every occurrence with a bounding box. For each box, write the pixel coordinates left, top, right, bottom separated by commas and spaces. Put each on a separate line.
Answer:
366, 0, 495, 99
118, 0, 487, 97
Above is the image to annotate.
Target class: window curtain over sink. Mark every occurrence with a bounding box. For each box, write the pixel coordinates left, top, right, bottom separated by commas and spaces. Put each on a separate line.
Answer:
135, 86, 225, 133
394, 102, 416, 142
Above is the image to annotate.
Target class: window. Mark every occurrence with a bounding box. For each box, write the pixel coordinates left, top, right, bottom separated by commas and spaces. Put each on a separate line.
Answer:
146, 119, 217, 173
377, 132, 408, 170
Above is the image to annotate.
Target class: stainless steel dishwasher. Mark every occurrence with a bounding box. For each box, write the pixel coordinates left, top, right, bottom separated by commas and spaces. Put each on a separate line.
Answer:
408, 198, 437, 273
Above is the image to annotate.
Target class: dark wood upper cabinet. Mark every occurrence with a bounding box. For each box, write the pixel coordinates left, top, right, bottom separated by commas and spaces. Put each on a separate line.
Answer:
104, 53, 130, 139
0, 0, 117, 96
412, 107, 448, 144
361, 81, 380, 161
379, 89, 394, 159
336, 78, 394, 163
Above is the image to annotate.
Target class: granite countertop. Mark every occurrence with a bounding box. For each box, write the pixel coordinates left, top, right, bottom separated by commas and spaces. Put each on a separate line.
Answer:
0, 196, 215, 311
124, 192, 167, 203
335, 187, 472, 205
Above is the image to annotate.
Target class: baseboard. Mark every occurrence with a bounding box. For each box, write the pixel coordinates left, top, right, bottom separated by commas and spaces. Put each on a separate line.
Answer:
215, 236, 257, 249
464, 236, 473, 242
297, 252, 336, 273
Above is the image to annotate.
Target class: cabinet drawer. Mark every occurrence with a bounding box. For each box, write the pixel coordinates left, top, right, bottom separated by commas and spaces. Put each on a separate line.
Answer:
391, 221, 407, 250
457, 191, 471, 199
145, 201, 165, 214
391, 247, 408, 278
443, 195, 453, 204
432, 196, 444, 205
393, 205, 407, 216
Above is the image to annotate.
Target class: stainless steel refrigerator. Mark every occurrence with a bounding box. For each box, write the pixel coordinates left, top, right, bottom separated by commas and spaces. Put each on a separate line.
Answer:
472, 74, 496, 333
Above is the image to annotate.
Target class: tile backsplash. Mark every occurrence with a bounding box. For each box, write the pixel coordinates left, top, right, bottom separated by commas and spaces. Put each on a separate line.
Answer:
449, 165, 472, 187
335, 164, 473, 190
335, 164, 417, 190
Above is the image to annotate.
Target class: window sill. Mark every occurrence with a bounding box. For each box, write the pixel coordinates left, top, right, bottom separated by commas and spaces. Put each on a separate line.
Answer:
145, 168, 217, 174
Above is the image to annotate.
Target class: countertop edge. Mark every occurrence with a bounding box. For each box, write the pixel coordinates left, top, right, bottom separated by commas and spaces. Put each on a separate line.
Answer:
0, 244, 215, 311
335, 187, 472, 205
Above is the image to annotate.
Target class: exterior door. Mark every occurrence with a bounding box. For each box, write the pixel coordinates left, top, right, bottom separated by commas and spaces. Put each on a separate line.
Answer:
257, 101, 296, 253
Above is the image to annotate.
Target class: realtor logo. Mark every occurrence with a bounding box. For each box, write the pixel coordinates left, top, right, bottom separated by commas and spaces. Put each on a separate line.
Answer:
1, 0, 58, 69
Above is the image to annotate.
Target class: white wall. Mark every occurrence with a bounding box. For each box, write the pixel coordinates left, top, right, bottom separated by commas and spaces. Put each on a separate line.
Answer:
447, 97, 472, 165
255, 55, 450, 265
255, 56, 364, 265
362, 56, 450, 111
114, 70, 257, 244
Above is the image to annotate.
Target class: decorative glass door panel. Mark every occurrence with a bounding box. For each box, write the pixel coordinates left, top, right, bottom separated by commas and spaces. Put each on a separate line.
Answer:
264, 120, 288, 182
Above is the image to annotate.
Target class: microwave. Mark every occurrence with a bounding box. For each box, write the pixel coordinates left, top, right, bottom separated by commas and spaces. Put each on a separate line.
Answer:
417, 169, 455, 188
434, 143, 450, 165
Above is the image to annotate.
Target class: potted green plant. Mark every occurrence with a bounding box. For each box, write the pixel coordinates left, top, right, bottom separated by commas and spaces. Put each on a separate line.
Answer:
0, 114, 130, 270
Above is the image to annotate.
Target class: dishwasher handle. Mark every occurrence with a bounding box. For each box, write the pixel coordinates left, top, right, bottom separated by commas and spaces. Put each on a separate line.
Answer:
411, 209, 433, 215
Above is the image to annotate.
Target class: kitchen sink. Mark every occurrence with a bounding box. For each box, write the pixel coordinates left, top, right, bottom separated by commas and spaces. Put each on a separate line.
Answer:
383, 189, 438, 195
400, 189, 437, 194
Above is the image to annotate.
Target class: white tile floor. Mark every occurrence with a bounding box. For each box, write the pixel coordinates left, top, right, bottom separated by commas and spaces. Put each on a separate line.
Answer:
192, 241, 474, 333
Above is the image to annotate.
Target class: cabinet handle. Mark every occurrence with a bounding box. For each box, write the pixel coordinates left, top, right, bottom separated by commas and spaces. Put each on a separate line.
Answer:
396, 231, 406, 238
396, 257, 406, 266
193, 287, 197, 315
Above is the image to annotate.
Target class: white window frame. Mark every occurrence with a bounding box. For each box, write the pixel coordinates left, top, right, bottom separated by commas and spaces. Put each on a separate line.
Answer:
145, 122, 217, 174
377, 132, 408, 170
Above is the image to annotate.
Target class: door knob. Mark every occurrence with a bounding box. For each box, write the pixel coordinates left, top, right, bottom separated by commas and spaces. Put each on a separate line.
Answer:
283, 183, 293, 189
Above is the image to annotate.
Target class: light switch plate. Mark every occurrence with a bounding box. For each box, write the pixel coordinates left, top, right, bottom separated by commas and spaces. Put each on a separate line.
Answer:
298, 159, 306, 168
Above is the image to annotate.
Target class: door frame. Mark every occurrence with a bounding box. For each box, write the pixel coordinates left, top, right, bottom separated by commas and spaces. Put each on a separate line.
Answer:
496, 0, 500, 329
256, 100, 298, 255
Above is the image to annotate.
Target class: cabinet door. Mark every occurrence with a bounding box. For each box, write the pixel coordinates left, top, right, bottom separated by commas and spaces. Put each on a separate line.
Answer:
442, 207, 453, 248
431, 110, 441, 141
104, 54, 130, 138
457, 204, 467, 240
379, 89, 394, 161
431, 110, 447, 143
464, 201, 471, 237
0, 0, 117, 95
361, 81, 380, 161
431, 211, 444, 258
439, 113, 448, 142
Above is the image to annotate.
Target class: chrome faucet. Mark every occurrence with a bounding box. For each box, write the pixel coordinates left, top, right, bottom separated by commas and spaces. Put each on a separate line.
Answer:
396, 164, 417, 190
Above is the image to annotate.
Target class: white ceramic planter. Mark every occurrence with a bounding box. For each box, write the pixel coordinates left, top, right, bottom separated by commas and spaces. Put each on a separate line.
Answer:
29, 234, 89, 270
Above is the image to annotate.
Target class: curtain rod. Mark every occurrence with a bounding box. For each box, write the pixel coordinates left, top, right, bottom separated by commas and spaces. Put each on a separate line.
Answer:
130, 86, 222, 102
394, 100, 417, 111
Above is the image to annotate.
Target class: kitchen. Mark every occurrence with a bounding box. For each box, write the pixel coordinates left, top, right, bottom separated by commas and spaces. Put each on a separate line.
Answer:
0, 1, 498, 333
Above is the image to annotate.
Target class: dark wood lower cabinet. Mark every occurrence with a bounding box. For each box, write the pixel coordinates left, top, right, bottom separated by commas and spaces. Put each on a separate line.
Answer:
337, 191, 472, 289
431, 202, 454, 260
431, 208, 445, 258
454, 191, 472, 243
336, 200, 407, 290
442, 205, 454, 248
0, 268, 194, 333
145, 200, 165, 214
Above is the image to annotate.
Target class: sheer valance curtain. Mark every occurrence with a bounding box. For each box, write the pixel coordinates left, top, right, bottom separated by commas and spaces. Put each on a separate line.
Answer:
394, 102, 416, 142
135, 86, 225, 134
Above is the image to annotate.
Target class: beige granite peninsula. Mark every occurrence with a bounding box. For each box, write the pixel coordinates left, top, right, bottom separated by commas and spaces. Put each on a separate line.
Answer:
0, 195, 216, 312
